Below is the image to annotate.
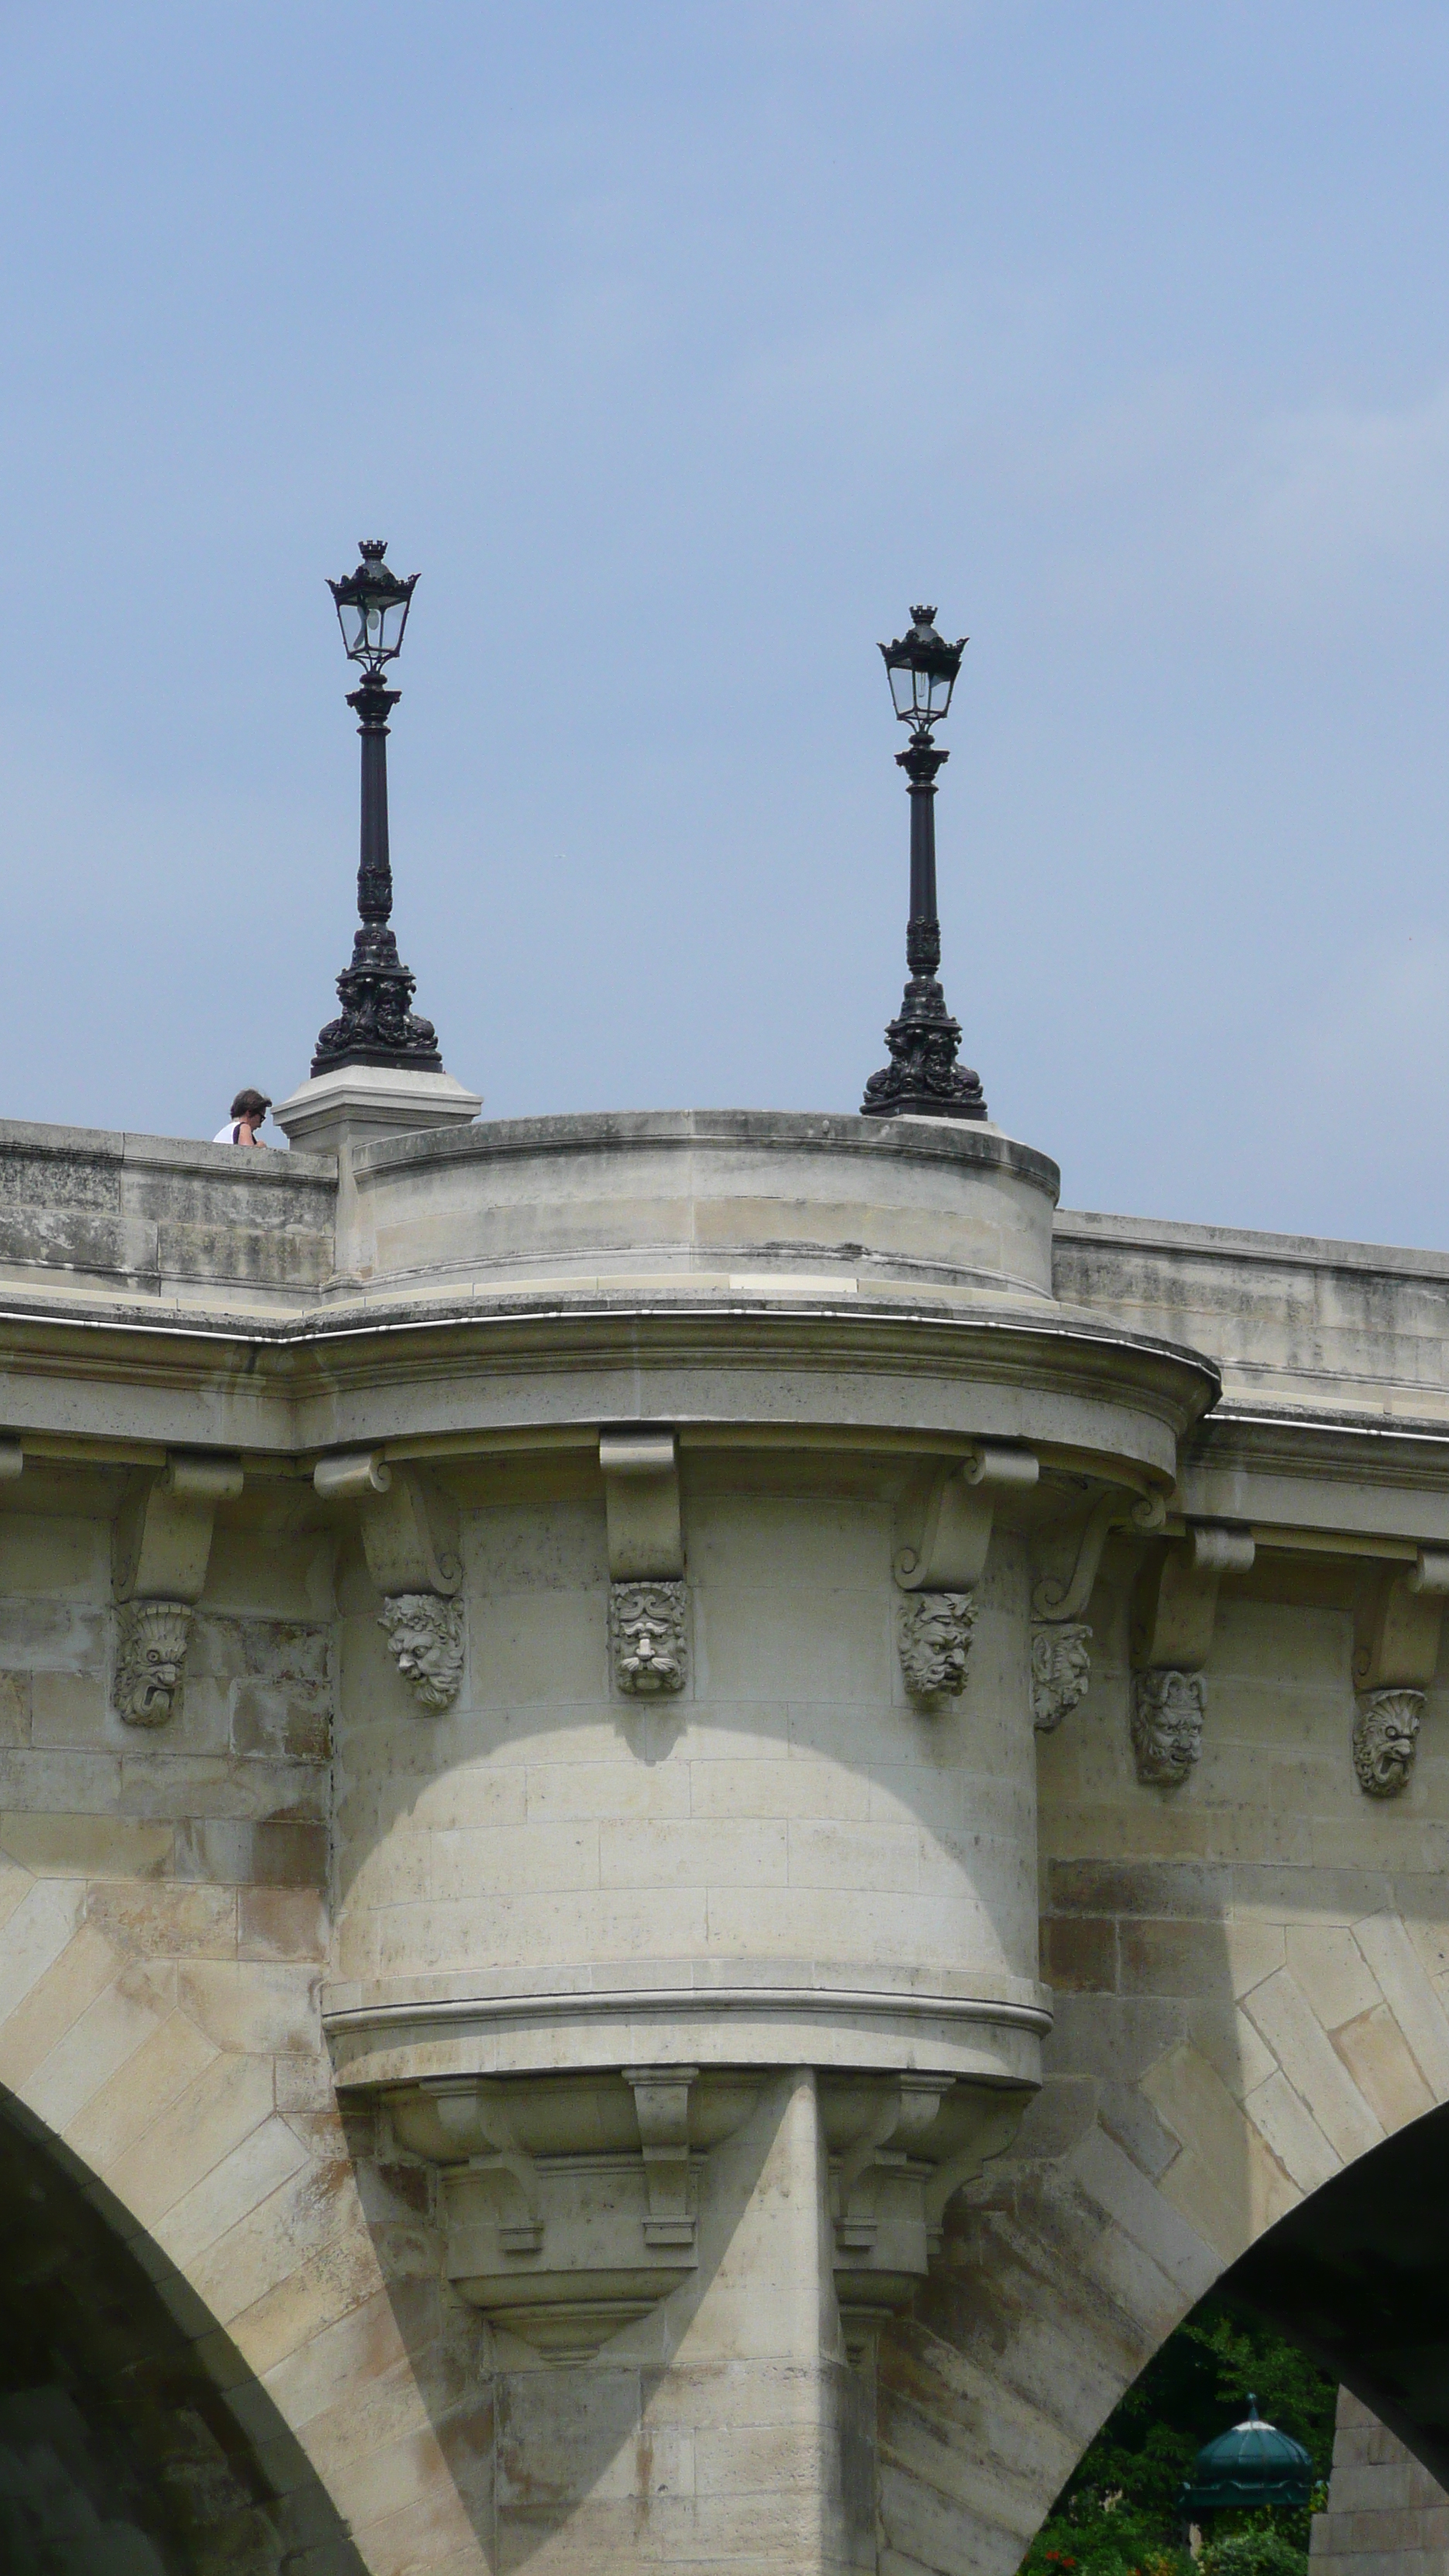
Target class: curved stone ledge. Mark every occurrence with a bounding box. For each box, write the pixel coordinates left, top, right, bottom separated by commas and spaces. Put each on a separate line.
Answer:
373, 2062, 1036, 2363
324, 1972, 1052, 2090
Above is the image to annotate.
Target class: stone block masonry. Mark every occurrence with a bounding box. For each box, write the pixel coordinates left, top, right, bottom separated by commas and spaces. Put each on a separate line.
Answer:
0, 1107, 1444, 2568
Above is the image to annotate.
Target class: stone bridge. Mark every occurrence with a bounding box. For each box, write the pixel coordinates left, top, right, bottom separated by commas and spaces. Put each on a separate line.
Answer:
0, 1104, 1447, 2573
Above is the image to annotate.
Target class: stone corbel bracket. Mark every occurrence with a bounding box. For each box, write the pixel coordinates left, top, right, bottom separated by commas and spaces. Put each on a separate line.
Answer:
112, 1452, 244, 1727
314, 1451, 464, 1713
389, 2064, 1032, 2367
1128, 1520, 1255, 1786
601, 1430, 687, 1695
398, 2066, 708, 2361
1029, 1487, 1169, 1732
893, 1444, 1039, 1704
1350, 1547, 1449, 1797
1032, 1485, 1167, 1622
827, 2074, 1029, 2358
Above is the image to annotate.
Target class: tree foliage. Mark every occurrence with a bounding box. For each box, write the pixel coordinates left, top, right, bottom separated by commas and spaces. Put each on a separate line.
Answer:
1018, 2297, 1337, 2576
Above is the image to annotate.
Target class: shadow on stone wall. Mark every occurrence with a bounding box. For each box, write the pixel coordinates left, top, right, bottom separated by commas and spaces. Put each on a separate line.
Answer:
0, 2082, 366, 2575
1229, 2094, 1449, 2489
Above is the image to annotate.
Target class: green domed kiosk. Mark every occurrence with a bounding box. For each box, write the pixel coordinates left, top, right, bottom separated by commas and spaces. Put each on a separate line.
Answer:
1180, 2399, 1314, 2515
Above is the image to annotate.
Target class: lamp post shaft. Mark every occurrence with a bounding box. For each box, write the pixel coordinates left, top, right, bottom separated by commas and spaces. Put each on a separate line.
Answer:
354, 676, 398, 928
903, 731, 945, 980
310, 630, 443, 1079
861, 723, 987, 1123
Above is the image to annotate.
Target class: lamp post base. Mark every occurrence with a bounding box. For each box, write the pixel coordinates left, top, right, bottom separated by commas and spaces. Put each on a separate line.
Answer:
274, 1064, 483, 1156
861, 978, 988, 1122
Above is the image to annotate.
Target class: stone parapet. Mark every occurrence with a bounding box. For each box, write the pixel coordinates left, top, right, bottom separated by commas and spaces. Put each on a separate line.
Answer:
5, 1099, 1449, 2569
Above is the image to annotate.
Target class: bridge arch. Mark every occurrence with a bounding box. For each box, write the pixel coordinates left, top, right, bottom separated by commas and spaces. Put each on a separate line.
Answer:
875, 1570, 1449, 2576
0, 2082, 363, 2574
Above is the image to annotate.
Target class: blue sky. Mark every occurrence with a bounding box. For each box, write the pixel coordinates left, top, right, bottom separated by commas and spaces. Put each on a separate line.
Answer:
2, 2, 1447, 1244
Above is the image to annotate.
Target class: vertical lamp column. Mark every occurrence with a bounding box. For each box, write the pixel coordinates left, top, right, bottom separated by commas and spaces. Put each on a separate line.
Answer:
862, 605, 987, 1122
313, 540, 444, 1077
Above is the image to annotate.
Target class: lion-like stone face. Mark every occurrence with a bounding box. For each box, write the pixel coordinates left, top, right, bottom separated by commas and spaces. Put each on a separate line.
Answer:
379, 1593, 465, 1712
115, 1601, 193, 1728
1129, 1667, 1204, 1786
1353, 1688, 1422, 1797
609, 1581, 688, 1696
898, 1591, 977, 1701
1030, 1621, 1092, 1734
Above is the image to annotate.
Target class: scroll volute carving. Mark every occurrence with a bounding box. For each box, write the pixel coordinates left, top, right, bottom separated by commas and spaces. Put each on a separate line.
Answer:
314, 1453, 464, 1712
111, 1453, 244, 1728
1349, 1550, 1449, 1800
1352, 1549, 1449, 1694
601, 1430, 688, 1697
892, 1445, 1036, 1708
1129, 1522, 1255, 1675
893, 1444, 1038, 1596
1127, 1522, 1253, 1790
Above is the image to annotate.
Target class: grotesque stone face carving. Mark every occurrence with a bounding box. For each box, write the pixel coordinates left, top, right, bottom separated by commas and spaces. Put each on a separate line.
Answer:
379, 1593, 466, 1711
898, 1591, 977, 1701
1130, 1668, 1204, 1786
1031, 1621, 1092, 1733
1353, 1688, 1422, 1797
115, 1601, 193, 1728
610, 1581, 688, 1695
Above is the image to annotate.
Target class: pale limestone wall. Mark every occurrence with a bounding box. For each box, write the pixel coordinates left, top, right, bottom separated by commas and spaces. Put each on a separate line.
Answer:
0, 1122, 334, 1308
0, 1502, 483, 2569
1311, 2390, 1449, 2576
873, 1563, 1449, 2575
1055, 1208, 1449, 1427
330, 1478, 1042, 2029
6, 1478, 1449, 2573
2, 1111, 1449, 2571
338, 1111, 1060, 1302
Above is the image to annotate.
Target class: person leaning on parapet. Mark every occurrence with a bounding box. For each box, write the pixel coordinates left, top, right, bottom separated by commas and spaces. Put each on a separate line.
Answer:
213, 1089, 272, 1147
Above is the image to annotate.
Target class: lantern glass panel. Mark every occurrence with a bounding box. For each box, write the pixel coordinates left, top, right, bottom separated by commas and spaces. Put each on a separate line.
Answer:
888, 661, 919, 721
925, 661, 956, 720
372, 591, 410, 656
334, 596, 368, 658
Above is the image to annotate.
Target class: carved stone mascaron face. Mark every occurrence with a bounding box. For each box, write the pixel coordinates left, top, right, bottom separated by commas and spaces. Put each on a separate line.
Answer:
610, 1583, 688, 1694
897, 1591, 977, 1700
379, 1594, 465, 1711
115, 1602, 193, 1728
1030, 1622, 1091, 1732
1353, 1689, 1421, 1797
1130, 1667, 1204, 1786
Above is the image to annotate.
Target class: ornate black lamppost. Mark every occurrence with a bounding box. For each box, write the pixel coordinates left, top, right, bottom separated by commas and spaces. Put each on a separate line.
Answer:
312, 540, 444, 1077
861, 605, 987, 1122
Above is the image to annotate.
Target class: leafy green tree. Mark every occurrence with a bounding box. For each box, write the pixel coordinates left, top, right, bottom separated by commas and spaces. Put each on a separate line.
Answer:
1019, 2297, 1336, 2576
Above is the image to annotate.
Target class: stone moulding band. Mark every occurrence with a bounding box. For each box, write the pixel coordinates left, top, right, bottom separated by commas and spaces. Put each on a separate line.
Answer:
320, 1985, 1055, 2038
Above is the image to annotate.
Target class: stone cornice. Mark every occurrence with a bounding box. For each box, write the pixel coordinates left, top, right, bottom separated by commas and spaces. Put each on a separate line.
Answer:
0, 1283, 1219, 1475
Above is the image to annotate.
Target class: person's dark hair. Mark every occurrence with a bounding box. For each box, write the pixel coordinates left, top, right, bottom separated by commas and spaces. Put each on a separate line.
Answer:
229, 1089, 272, 1122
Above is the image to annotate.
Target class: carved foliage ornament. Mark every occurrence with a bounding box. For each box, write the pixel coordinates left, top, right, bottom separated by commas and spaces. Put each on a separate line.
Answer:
898, 1591, 976, 1701
610, 1581, 688, 1695
1031, 1622, 1092, 1734
115, 1601, 194, 1728
1353, 1688, 1421, 1798
379, 1593, 465, 1712
1130, 1668, 1204, 1786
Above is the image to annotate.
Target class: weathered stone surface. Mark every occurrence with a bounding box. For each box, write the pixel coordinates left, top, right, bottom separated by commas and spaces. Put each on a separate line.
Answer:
0, 1105, 1447, 2569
